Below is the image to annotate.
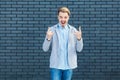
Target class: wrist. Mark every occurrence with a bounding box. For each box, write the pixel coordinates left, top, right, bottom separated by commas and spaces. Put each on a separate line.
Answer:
46, 38, 50, 41
77, 38, 81, 41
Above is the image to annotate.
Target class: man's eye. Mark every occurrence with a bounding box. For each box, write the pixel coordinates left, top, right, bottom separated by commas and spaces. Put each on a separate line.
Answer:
65, 17, 67, 19
60, 16, 63, 18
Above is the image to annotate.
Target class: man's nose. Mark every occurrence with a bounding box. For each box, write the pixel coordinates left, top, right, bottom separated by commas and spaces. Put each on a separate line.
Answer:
61, 18, 65, 21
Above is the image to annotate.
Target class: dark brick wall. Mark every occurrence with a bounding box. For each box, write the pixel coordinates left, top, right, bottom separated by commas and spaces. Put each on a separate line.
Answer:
0, 0, 120, 80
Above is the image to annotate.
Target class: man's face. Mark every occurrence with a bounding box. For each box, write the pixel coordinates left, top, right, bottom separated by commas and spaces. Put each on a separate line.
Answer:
58, 12, 69, 27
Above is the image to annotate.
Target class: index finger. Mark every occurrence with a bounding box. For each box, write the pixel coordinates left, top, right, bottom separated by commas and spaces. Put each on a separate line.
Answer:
47, 27, 51, 32
79, 26, 81, 31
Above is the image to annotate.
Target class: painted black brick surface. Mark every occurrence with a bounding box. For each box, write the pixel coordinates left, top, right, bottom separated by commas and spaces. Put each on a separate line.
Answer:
0, 0, 120, 80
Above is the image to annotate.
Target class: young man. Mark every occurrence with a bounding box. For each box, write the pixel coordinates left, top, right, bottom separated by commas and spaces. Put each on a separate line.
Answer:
43, 7, 83, 80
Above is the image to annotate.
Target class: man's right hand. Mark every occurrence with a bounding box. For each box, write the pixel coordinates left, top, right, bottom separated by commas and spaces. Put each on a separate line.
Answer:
46, 27, 54, 41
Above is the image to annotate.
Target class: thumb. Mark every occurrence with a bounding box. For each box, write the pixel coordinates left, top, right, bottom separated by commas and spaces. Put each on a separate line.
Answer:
74, 31, 77, 35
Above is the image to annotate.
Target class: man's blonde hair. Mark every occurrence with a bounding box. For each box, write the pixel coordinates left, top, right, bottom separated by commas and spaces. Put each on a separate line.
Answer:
58, 7, 70, 16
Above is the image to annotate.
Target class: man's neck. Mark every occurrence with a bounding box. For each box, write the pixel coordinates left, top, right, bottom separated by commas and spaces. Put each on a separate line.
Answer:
59, 23, 67, 28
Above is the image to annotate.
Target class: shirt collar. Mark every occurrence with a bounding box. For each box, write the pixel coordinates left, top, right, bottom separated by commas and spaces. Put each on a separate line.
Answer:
58, 23, 68, 30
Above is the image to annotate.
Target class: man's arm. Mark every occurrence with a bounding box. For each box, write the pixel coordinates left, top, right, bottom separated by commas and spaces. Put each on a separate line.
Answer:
74, 26, 83, 52
76, 38, 83, 52
42, 37, 51, 52
42, 27, 53, 52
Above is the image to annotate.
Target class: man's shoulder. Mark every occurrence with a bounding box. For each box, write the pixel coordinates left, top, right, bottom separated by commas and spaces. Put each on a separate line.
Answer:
68, 24, 76, 30
51, 24, 58, 28
69, 24, 74, 28
49, 24, 58, 31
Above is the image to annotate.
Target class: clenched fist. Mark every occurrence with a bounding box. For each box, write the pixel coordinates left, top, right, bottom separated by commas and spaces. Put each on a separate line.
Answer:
46, 27, 54, 41
74, 26, 82, 40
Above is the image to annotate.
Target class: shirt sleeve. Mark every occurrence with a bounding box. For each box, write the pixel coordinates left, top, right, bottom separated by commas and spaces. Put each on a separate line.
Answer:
42, 37, 51, 52
76, 38, 83, 52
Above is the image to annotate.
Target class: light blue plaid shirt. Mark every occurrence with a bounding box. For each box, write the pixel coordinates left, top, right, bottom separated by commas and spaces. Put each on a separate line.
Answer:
57, 23, 70, 69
